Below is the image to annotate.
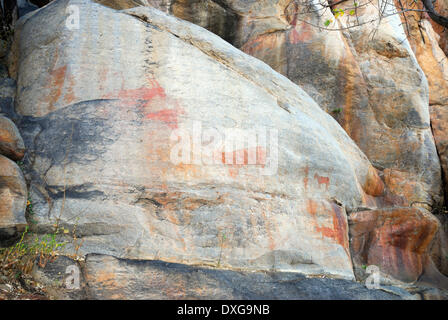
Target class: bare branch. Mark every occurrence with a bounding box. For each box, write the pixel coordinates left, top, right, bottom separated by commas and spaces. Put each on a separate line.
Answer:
422, 0, 448, 28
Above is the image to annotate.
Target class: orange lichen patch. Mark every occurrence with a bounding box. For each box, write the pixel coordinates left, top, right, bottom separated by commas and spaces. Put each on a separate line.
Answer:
362, 166, 384, 197
314, 173, 330, 191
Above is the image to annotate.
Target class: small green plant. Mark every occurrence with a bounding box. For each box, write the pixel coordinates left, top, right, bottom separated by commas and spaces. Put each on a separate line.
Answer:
0, 226, 66, 280
361, 264, 367, 270
26, 196, 38, 226
217, 232, 227, 267
26, 197, 33, 215
16, 160, 25, 171
333, 8, 345, 18
332, 107, 342, 114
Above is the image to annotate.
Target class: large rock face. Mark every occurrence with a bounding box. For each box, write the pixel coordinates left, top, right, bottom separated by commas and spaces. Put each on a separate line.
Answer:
399, 9, 448, 204
4, 0, 448, 298
9, 0, 395, 280
82, 254, 410, 300
349, 207, 440, 283
0, 46, 27, 246
0, 154, 27, 246
143, 0, 442, 209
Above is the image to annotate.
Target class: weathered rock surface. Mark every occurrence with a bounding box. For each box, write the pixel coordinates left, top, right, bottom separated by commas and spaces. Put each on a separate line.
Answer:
0, 77, 17, 121
349, 207, 441, 284
31, 255, 86, 300
0, 154, 27, 246
335, 1, 442, 208
142, 0, 443, 210
430, 214, 448, 278
399, 11, 448, 203
4, 0, 448, 299
83, 254, 412, 300
9, 0, 395, 280
0, 116, 25, 160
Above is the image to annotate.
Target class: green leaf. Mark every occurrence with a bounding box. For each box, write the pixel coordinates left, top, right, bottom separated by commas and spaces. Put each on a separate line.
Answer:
324, 19, 332, 26
335, 11, 344, 18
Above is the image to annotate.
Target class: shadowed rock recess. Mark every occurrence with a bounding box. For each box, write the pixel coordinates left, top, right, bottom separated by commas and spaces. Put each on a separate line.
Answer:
0, 0, 447, 299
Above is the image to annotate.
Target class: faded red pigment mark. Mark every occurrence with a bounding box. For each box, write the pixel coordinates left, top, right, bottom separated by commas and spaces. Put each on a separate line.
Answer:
45, 65, 67, 111
314, 173, 330, 191
306, 199, 318, 217
242, 32, 281, 56
303, 166, 309, 191
221, 147, 266, 166
242, 39, 263, 55
110, 79, 166, 107
64, 72, 76, 105
219, 147, 266, 178
288, 22, 313, 44
104, 79, 185, 128
315, 204, 348, 252
146, 109, 181, 129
